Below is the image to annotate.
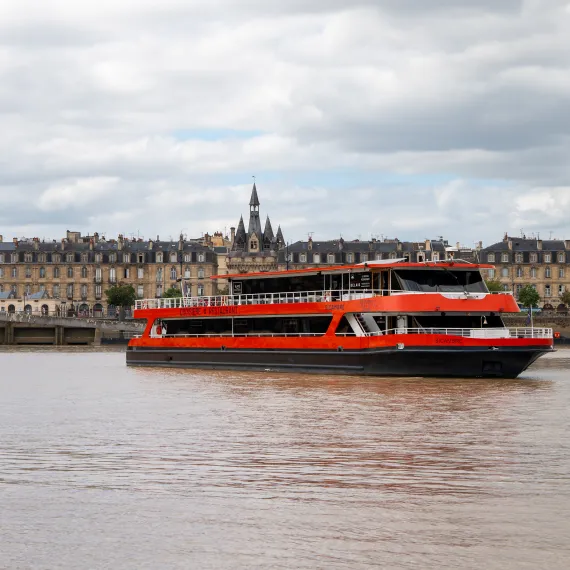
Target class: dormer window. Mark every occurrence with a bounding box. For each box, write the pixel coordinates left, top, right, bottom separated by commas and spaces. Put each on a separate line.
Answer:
501, 253, 509, 263
558, 253, 565, 263
544, 253, 551, 263
95, 253, 102, 263
313, 253, 321, 264
66, 253, 74, 263
346, 253, 354, 263
198, 253, 205, 263
170, 252, 177, 263
156, 252, 163, 263
24, 253, 33, 262
361, 254, 367, 262
250, 240, 258, 250
123, 253, 131, 263
327, 254, 335, 264
109, 253, 117, 263
11, 253, 18, 263
300, 253, 307, 263
433, 253, 439, 261
184, 253, 191, 263
488, 253, 496, 263
515, 253, 523, 263
530, 253, 537, 263
53, 254, 61, 263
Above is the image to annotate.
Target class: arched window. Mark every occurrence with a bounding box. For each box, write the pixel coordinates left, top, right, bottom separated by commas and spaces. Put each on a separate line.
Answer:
501, 253, 509, 263
346, 253, 354, 263
109, 253, 117, 263
184, 266, 191, 279
81, 266, 88, 278
198, 268, 205, 279
67, 266, 74, 278
156, 252, 163, 263
95, 253, 102, 263
313, 253, 321, 264
300, 253, 307, 263
198, 253, 205, 263
170, 252, 177, 263
123, 253, 131, 263
39, 267, 46, 278
81, 253, 89, 263
184, 254, 191, 263
156, 268, 163, 282
170, 267, 177, 280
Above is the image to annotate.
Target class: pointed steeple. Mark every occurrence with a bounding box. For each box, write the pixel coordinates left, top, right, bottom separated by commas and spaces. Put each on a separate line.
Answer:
263, 216, 274, 241
249, 182, 260, 207
233, 215, 246, 251
276, 225, 284, 248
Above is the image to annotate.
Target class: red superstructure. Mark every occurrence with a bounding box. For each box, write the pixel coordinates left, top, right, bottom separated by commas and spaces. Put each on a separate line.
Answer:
127, 260, 553, 377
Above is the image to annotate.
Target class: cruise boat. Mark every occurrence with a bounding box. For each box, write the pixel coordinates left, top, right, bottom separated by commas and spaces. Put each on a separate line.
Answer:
126, 260, 553, 377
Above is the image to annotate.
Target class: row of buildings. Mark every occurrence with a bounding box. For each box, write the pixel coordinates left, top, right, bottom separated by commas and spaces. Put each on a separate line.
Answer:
1, 184, 568, 315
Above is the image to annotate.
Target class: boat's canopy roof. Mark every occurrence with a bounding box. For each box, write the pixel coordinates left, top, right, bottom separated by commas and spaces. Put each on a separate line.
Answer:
212, 259, 494, 281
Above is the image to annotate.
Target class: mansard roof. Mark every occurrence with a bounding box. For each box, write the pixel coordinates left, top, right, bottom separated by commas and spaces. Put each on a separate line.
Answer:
483, 237, 569, 253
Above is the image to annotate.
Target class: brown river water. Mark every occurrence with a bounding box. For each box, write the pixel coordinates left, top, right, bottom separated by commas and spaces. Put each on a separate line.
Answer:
1, 348, 569, 569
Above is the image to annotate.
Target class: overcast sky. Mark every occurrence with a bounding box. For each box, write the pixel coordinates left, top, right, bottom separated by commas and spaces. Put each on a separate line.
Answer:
1, 0, 569, 246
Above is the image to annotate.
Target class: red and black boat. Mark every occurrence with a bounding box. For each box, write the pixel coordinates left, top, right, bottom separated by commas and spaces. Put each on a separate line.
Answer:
126, 260, 553, 377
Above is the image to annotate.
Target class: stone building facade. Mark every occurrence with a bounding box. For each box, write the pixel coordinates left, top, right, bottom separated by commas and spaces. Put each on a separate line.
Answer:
227, 183, 285, 274
0, 232, 217, 317
480, 235, 570, 308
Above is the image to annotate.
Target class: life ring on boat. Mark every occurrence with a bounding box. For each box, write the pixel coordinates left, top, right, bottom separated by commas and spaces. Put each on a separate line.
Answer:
554, 332, 561, 339
156, 325, 162, 336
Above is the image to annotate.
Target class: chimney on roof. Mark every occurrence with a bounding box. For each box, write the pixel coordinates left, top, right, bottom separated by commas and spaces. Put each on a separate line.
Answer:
508, 239, 513, 250
230, 226, 235, 245
61, 238, 65, 251
149, 239, 154, 250
425, 239, 431, 252
478, 241, 483, 249
396, 240, 402, 252
118, 234, 124, 251
565, 240, 570, 250
178, 233, 184, 251
503, 232, 509, 242
308, 236, 313, 250
89, 238, 94, 251
94, 232, 99, 243
537, 239, 543, 250
33, 238, 39, 250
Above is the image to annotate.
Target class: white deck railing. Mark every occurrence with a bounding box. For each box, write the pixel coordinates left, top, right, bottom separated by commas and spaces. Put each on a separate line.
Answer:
135, 289, 376, 310
337, 327, 553, 339
134, 288, 502, 310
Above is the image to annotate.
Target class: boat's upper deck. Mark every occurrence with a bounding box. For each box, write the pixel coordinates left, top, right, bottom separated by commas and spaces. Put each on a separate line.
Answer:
134, 260, 506, 311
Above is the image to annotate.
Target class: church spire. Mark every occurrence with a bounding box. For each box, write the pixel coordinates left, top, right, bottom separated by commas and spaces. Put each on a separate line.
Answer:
249, 182, 260, 207
233, 215, 246, 251
247, 182, 262, 238
276, 225, 284, 247
263, 215, 274, 241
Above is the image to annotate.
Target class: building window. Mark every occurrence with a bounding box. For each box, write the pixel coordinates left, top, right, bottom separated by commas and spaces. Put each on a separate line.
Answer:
53, 254, 61, 263
0, 254, 4, 263
417, 253, 425, 263
169, 252, 177, 263
67, 266, 73, 278
432, 253, 439, 261
81, 266, 88, 278
66, 253, 74, 263
530, 253, 537, 263
559, 268, 565, 279
346, 253, 354, 263
11, 267, 18, 278
109, 268, 116, 283
531, 267, 537, 278
376, 253, 382, 261
515, 253, 523, 263
156, 285, 163, 297
545, 285, 551, 297
558, 285, 565, 296
170, 267, 177, 280
123, 253, 131, 263
95, 285, 102, 299
39, 267, 46, 278
81, 284, 88, 299
361, 254, 368, 262
516, 284, 523, 295
544, 253, 551, 263
10, 284, 17, 294
81, 253, 88, 263
545, 267, 552, 278
501, 267, 509, 278
54, 267, 60, 278
124, 267, 130, 279
25, 266, 32, 278
95, 268, 102, 282
313, 253, 321, 264
389, 252, 397, 260
488, 269, 495, 279
67, 284, 74, 299
137, 253, 145, 264
0, 268, 3, 278
53, 285, 60, 298
137, 285, 144, 298
516, 267, 523, 278
184, 266, 190, 279
327, 254, 335, 264
197, 285, 204, 296
184, 253, 191, 263
487, 253, 496, 263
249, 240, 258, 250
24, 253, 33, 262
95, 253, 102, 263
110, 253, 118, 263
558, 253, 565, 263
137, 267, 144, 279
156, 268, 163, 282
501, 253, 509, 263
198, 253, 205, 263
156, 253, 163, 263
300, 253, 307, 263
198, 268, 205, 279
24, 284, 32, 295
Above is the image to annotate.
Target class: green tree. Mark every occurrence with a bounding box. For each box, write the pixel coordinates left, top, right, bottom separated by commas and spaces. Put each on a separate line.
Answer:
560, 290, 570, 307
105, 284, 136, 319
518, 285, 540, 309
485, 279, 504, 293
163, 286, 183, 298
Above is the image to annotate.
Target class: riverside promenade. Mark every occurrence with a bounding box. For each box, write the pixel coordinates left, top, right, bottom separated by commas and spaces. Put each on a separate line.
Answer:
0, 312, 144, 346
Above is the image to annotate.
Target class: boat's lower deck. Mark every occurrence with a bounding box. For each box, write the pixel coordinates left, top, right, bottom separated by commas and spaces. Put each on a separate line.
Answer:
126, 344, 551, 378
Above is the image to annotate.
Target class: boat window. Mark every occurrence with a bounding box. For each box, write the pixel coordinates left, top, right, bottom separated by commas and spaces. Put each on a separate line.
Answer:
394, 269, 487, 293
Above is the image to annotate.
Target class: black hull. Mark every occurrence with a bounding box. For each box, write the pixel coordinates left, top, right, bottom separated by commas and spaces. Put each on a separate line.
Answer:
126, 346, 551, 378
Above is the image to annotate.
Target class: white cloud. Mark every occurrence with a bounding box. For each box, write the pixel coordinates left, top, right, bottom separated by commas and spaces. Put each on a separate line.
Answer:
0, 0, 569, 246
